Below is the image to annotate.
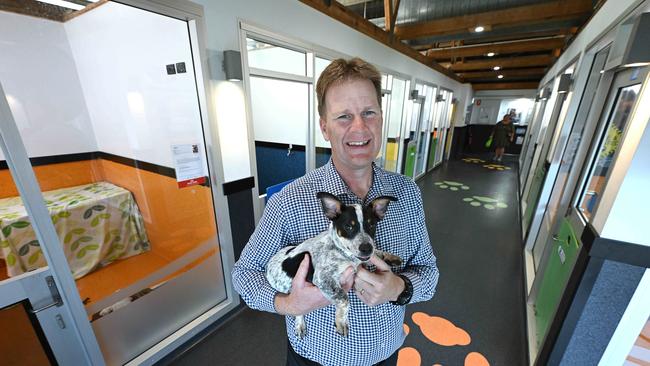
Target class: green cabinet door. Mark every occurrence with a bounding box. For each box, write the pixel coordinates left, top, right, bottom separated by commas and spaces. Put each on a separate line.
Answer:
405, 142, 417, 178
533, 218, 580, 347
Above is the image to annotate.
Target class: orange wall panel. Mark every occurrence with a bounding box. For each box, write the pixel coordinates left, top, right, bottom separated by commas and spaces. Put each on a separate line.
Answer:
98, 159, 218, 262
0, 160, 102, 199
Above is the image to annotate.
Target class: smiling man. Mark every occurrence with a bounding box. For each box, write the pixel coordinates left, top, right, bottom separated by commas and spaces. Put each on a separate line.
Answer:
232, 58, 439, 366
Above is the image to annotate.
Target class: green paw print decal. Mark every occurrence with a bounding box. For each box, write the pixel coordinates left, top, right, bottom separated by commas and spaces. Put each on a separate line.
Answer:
462, 158, 485, 164
483, 164, 511, 171
463, 196, 508, 210
434, 181, 470, 191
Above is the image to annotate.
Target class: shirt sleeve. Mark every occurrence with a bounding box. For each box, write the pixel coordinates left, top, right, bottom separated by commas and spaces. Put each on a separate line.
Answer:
231, 191, 290, 313
399, 184, 439, 304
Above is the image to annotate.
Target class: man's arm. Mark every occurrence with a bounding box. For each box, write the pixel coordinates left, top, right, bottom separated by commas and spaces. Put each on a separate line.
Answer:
398, 185, 439, 304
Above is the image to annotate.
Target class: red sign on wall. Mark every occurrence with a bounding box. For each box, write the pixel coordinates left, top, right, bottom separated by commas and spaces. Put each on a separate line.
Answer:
475, 99, 482, 106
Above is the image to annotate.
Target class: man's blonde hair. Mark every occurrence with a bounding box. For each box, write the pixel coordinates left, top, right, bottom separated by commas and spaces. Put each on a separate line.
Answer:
316, 57, 382, 117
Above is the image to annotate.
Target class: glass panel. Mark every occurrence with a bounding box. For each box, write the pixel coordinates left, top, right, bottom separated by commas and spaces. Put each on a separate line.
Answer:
578, 83, 642, 221
246, 38, 307, 76
250, 76, 308, 195
0, 302, 53, 366
546, 48, 609, 226
385, 78, 406, 172
315, 57, 332, 168
415, 85, 435, 176
1, 4, 227, 364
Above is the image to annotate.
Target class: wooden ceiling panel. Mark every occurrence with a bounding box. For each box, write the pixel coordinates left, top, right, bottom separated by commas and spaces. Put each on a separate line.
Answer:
394, 0, 592, 40
449, 54, 554, 72
472, 82, 540, 90
426, 37, 565, 60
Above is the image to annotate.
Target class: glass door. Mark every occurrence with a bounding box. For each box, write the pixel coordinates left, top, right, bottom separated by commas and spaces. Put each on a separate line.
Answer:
383, 77, 408, 173
414, 83, 436, 178
1, 3, 229, 364
1, 85, 103, 365
528, 47, 610, 272
522, 67, 576, 238
529, 65, 648, 359
404, 94, 424, 178
435, 90, 453, 166
520, 91, 549, 193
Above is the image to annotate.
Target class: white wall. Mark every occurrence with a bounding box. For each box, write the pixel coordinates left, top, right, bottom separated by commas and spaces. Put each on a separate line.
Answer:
194, 0, 473, 182
65, 2, 207, 170
0, 11, 97, 161
469, 99, 501, 125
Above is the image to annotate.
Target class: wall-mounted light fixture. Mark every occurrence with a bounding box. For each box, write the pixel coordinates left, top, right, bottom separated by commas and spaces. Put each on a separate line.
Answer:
223, 50, 242, 81
557, 73, 572, 94
605, 12, 650, 70
410, 90, 420, 100
541, 87, 551, 100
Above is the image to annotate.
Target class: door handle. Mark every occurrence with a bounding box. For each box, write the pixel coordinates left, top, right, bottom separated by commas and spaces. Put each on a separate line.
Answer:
30, 276, 63, 314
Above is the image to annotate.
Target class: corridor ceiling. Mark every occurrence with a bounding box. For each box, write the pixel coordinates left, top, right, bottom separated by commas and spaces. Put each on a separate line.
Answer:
301, 0, 602, 90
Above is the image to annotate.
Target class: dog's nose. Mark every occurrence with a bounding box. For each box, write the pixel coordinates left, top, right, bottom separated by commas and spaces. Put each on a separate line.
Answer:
359, 243, 372, 256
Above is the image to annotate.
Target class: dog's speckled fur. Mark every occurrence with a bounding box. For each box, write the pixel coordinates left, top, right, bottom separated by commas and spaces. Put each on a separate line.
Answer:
266, 192, 402, 337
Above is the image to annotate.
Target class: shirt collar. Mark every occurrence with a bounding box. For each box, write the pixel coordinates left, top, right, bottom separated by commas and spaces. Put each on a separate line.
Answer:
321, 159, 396, 204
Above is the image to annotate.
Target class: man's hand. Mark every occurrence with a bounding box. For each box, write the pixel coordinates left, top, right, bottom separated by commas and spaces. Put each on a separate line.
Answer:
354, 256, 405, 306
275, 255, 329, 316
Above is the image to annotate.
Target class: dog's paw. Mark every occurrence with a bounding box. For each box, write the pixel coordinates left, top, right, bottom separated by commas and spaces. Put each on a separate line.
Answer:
335, 320, 349, 337
295, 320, 307, 339
383, 253, 402, 267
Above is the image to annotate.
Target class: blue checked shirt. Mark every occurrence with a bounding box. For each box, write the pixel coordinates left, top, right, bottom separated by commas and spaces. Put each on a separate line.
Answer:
232, 160, 439, 366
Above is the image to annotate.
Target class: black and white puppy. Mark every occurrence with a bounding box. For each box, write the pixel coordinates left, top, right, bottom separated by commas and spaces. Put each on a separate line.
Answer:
266, 192, 401, 338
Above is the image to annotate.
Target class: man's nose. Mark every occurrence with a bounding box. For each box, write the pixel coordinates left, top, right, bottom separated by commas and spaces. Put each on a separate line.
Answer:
350, 114, 368, 131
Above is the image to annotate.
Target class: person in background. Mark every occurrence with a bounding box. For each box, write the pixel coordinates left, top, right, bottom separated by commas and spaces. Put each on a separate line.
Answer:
232, 57, 439, 366
491, 114, 515, 162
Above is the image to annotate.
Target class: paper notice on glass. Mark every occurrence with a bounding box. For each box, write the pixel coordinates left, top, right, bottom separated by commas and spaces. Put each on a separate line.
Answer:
171, 144, 207, 188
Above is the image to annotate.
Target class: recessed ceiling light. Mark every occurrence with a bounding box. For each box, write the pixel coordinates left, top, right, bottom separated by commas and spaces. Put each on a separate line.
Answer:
497, 75, 504, 79
487, 52, 495, 57
493, 66, 501, 71
474, 26, 485, 33
36, 0, 84, 10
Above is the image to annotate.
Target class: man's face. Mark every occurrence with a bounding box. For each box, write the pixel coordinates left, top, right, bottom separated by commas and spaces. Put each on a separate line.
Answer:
319, 79, 383, 172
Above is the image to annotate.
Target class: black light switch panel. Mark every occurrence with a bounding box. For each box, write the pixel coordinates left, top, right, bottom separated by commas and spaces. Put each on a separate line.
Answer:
176, 62, 186, 73
166, 64, 176, 75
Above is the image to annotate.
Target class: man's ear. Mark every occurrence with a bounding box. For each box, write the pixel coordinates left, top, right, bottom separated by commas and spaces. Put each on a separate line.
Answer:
319, 117, 330, 141
316, 192, 342, 220
368, 196, 397, 220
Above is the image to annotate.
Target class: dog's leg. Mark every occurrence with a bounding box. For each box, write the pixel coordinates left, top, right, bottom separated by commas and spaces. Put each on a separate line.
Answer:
374, 250, 402, 267
295, 315, 306, 338
334, 298, 350, 337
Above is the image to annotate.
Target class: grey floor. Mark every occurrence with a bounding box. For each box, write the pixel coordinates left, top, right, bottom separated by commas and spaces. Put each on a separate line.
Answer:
160, 155, 528, 366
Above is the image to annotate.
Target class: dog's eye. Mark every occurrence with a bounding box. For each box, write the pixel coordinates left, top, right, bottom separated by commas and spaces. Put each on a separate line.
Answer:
344, 223, 354, 232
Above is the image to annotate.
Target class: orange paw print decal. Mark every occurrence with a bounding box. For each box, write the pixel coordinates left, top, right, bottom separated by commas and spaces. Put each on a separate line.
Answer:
396, 312, 490, 366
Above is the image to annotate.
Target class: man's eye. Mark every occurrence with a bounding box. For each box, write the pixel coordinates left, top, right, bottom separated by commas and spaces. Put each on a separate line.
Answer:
336, 114, 351, 120
362, 110, 377, 118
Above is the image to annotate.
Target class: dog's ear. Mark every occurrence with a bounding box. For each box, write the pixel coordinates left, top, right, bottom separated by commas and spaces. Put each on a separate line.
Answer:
316, 192, 342, 220
368, 196, 397, 220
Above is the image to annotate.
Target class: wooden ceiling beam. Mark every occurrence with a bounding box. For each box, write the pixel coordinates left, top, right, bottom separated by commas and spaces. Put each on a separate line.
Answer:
298, 0, 462, 82
394, 0, 592, 40
426, 37, 565, 60
472, 82, 540, 90
384, 0, 400, 33
459, 67, 547, 80
449, 54, 553, 71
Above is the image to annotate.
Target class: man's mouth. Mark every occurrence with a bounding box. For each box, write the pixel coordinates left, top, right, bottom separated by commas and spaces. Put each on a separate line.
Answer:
346, 139, 370, 147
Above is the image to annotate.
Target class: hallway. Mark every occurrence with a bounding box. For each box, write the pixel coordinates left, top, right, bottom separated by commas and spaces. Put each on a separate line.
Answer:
162, 155, 528, 366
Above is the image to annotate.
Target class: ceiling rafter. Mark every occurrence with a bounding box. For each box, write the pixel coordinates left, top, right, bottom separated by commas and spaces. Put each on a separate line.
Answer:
448, 54, 554, 72
298, 0, 462, 81
459, 67, 548, 80
394, 0, 593, 40
383, 0, 400, 33
472, 82, 540, 90
426, 37, 566, 60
